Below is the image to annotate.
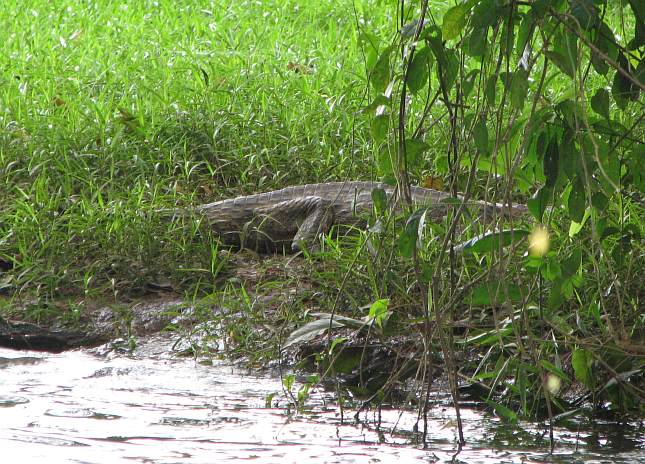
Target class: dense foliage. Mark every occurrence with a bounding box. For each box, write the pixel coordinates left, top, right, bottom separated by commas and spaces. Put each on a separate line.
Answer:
341, 0, 644, 434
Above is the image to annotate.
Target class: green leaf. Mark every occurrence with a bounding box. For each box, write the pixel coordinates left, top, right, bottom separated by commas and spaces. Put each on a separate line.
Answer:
543, 136, 560, 188
426, 26, 446, 66
407, 47, 432, 94
612, 52, 640, 107
371, 45, 393, 91
465, 26, 488, 57
591, 21, 618, 75
627, 1, 645, 49
485, 75, 497, 104
469, 283, 522, 306
371, 188, 388, 215
572, 349, 593, 388
471, 0, 502, 29
442, 3, 472, 41
456, 229, 530, 253
567, 177, 586, 222
516, 13, 534, 60
462, 69, 479, 97
562, 248, 582, 277
627, 0, 645, 25
485, 399, 519, 424
371, 114, 389, 143
570, 0, 600, 30
591, 191, 608, 211
510, 70, 529, 110
329, 349, 361, 374
527, 186, 552, 221
398, 207, 428, 258
405, 138, 430, 167
540, 359, 571, 382
545, 50, 575, 78
568, 207, 590, 237
368, 298, 390, 328
329, 337, 347, 353
359, 31, 380, 70
441, 49, 460, 92
368, 298, 388, 318
473, 117, 489, 154
590, 88, 610, 119
557, 99, 583, 128
559, 130, 577, 179
283, 373, 295, 391
541, 257, 562, 281
548, 281, 565, 309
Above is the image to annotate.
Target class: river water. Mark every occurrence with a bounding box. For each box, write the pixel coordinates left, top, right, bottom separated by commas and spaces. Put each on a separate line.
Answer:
1, 335, 642, 463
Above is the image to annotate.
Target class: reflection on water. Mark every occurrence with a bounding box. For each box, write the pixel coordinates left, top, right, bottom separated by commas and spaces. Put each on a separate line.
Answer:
0, 336, 642, 463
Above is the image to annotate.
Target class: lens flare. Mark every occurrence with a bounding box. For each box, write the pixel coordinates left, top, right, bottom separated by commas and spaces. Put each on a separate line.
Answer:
528, 225, 550, 257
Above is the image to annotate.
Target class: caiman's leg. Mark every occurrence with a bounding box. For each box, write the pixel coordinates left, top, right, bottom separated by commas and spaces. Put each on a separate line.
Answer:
291, 198, 334, 252
253, 196, 334, 252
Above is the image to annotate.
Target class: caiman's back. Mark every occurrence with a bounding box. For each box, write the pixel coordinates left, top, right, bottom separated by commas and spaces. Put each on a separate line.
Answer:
194, 181, 526, 252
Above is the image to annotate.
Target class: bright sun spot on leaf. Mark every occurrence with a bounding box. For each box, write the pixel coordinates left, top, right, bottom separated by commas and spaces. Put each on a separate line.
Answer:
529, 225, 550, 257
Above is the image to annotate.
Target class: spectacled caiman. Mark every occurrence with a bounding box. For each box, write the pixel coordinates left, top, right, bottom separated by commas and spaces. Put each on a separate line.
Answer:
177, 181, 528, 253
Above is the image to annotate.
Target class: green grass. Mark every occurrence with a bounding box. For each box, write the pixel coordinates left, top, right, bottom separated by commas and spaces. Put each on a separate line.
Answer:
0, 0, 388, 298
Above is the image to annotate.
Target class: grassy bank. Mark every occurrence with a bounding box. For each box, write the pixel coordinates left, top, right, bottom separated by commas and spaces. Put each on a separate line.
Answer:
0, 0, 385, 299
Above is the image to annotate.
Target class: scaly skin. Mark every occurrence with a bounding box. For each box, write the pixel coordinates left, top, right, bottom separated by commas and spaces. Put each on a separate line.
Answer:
190, 181, 527, 252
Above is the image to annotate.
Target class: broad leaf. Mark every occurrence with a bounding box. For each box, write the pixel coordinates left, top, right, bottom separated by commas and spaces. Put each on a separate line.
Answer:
545, 50, 575, 78
570, 0, 601, 30
367, 298, 390, 328
371, 188, 388, 215
572, 349, 593, 388
612, 52, 641, 107
527, 186, 552, 221
473, 117, 489, 154
398, 207, 428, 258
569, 208, 590, 237
485, 399, 519, 424
543, 137, 560, 188
465, 26, 488, 57
485, 75, 497, 104
567, 177, 586, 222
562, 249, 582, 277
590, 88, 610, 119
371, 114, 389, 143
442, 2, 473, 41
469, 283, 522, 306
359, 31, 380, 70
407, 47, 432, 94
400, 18, 429, 40
456, 229, 530, 253
540, 359, 571, 382
591, 21, 619, 75
510, 69, 529, 110
462, 69, 479, 97
405, 138, 430, 167
371, 45, 393, 91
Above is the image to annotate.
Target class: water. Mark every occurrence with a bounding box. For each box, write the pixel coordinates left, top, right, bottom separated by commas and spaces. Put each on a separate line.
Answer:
1, 335, 642, 463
